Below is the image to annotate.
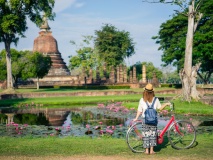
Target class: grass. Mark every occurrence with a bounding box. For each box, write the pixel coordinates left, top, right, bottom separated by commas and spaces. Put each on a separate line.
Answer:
0, 92, 212, 115
0, 94, 175, 107
171, 100, 213, 115
0, 87, 177, 107
0, 133, 212, 159
0, 87, 176, 93
123, 99, 213, 116
0, 87, 212, 159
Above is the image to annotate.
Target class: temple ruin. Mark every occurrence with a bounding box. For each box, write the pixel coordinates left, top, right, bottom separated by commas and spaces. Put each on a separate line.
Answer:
7, 17, 158, 89
33, 16, 70, 76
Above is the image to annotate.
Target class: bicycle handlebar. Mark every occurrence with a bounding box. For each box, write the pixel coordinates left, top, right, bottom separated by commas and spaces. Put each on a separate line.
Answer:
169, 101, 175, 112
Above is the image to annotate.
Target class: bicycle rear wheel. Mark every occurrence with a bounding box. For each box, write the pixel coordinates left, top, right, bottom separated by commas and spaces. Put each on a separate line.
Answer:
126, 121, 145, 153
168, 120, 196, 149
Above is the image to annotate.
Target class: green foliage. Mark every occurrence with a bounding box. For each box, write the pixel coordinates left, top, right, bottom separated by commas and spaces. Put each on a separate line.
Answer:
69, 25, 135, 78
0, 51, 6, 81
0, 0, 55, 44
0, 49, 31, 83
160, 65, 180, 83
0, 49, 51, 86
0, 113, 7, 119
150, 0, 195, 7
129, 61, 163, 80
69, 36, 98, 75
0, 0, 55, 88
71, 112, 83, 124
23, 52, 52, 79
153, 14, 187, 70
153, 0, 213, 83
94, 24, 135, 68
142, 62, 162, 79
160, 83, 182, 88
14, 113, 49, 125
53, 85, 60, 89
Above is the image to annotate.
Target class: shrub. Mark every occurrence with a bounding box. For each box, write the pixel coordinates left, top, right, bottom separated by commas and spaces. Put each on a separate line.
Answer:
53, 85, 60, 89
160, 84, 182, 88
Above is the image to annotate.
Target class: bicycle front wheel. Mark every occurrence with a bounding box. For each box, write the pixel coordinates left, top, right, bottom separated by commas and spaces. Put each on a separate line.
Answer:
126, 121, 145, 153
168, 120, 196, 149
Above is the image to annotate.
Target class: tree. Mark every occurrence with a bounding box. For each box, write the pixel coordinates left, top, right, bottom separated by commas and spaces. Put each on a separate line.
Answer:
0, 0, 55, 90
0, 49, 30, 86
144, 0, 208, 101
22, 52, 52, 90
180, 0, 203, 101
69, 36, 99, 76
0, 49, 51, 89
160, 66, 180, 84
94, 24, 135, 69
154, 2, 213, 84
194, 0, 213, 84
153, 15, 187, 71
69, 25, 135, 78
129, 61, 162, 81
11, 50, 32, 87
0, 50, 6, 81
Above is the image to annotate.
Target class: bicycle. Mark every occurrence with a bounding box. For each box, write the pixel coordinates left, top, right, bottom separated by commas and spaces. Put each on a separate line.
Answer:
126, 102, 196, 153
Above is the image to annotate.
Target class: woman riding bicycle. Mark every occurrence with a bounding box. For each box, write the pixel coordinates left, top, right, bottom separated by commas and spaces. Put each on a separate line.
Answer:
133, 83, 170, 155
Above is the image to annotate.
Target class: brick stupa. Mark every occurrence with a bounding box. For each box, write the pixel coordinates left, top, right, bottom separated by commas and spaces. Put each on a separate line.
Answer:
33, 17, 70, 76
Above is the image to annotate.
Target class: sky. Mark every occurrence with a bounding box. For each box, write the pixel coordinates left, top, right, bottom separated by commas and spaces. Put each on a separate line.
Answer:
0, 0, 178, 69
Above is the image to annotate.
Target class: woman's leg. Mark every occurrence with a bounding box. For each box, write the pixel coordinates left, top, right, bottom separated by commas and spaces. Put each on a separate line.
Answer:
149, 125, 157, 154
145, 148, 149, 154
150, 146, 156, 154
142, 124, 150, 148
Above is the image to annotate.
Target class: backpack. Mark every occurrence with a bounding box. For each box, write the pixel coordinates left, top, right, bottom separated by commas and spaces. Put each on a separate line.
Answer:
144, 97, 158, 126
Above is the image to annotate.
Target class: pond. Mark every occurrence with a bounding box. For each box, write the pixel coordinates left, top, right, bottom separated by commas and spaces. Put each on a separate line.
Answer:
0, 102, 212, 138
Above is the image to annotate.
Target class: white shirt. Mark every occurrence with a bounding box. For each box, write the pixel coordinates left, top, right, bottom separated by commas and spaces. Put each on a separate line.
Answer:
138, 97, 161, 118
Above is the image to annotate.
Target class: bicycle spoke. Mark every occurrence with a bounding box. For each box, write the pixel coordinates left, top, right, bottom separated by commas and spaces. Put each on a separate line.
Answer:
126, 121, 145, 153
168, 121, 196, 149
129, 140, 142, 149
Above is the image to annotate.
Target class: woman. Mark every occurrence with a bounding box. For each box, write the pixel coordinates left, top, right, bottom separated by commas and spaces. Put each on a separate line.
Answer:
133, 83, 170, 155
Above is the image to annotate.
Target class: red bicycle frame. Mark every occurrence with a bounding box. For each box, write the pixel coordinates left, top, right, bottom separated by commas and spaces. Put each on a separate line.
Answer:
130, 115, 182, 145
157, 115, 182, 144
157, 115, 175, 144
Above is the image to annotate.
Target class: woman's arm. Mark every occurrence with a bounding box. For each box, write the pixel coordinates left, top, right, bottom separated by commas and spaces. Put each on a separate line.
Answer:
133, 110, 142, 121
159, 102, 171, 111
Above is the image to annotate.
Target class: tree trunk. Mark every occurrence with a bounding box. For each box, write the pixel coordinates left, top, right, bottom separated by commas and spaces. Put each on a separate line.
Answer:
180, 3, 200, 101
37, 77, 40, 90
5, 42, 13, 89
190, 63, 201, 98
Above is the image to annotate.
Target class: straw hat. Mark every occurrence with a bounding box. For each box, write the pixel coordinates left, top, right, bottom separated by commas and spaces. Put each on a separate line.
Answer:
144, 83, 154, 92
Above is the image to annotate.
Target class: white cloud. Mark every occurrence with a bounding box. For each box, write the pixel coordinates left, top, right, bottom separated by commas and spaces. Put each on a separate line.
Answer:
54, 0, 76, 13
0, 11, 164, 68
74, 2, 85, 8
0, 0, 177, 69
38, 8, 165, 67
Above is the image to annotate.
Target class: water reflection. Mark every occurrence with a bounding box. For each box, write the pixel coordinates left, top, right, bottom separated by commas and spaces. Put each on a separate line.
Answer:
0, 108, 70, 126
0, 105, 212, 138
0, 105, 131, 138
